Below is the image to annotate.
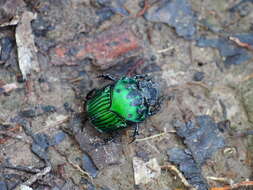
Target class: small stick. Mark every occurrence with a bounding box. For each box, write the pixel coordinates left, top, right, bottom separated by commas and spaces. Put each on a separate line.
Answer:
157, 44, 173, 53
68, 76, 85, 83
0, 131, 31, 144
2, 164, 40, 174
68, 159, 93, 180
135, 132, 167, 142
211, 180, 253, 190
53, 146, 93, 180
207, 176, 231, 184
0, 83, 18, 94
161, 164, 196, 190
13, 165, 51, 190
229, 36, 253, 52
186, 81, 211, 92
242, 73, 253, 81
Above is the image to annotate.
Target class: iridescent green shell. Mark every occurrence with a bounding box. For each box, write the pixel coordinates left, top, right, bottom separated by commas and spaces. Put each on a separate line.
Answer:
86, 77, 148, 133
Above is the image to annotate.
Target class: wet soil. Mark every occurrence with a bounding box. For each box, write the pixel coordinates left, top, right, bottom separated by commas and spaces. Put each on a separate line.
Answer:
0, 0, 253, 190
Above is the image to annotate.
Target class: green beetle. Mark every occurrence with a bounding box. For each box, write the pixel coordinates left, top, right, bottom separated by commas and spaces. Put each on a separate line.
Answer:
85, 74, 161, 140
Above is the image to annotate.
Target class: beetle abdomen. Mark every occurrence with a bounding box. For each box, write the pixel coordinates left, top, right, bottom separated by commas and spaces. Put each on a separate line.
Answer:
86, 86, 127, 132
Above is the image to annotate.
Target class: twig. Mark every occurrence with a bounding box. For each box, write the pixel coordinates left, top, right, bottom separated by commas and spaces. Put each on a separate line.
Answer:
211, 180, 253, 190
207, 176, 232, 184
13, 165, 51, 190
68, 76, 85, 83
0, 15, 20, 27
0, 83, 18, 94
229, 36, 253, 52
68, 159, 93, 180
53, 146, 93, 180
161, 164, 196, 190
157, 44, 173, 54
35, 115, 69, 133
2, 164, 40, 174
0, 131, 31, 144
186, 81, 211, 92
0, 125, 30, 144
135, 132, 167, 142
242, 73, 253, 81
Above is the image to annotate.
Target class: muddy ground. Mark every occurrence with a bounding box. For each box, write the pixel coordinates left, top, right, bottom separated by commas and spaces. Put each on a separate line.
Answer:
0, 0, 253, 190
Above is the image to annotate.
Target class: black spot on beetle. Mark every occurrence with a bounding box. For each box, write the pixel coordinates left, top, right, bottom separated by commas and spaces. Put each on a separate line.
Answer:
127, 90, 140, 99
131, 97, 142, 106
116, 89, 121, 93
138, 107, 147, 115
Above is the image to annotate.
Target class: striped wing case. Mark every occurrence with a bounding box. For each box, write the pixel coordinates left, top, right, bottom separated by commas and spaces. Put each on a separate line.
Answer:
86, 86, 127, 132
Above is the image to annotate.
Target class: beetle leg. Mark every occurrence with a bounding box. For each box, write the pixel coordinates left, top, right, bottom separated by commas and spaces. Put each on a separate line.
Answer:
103, 131, 120, 144
148, 96, 164, 116
129, 123, 139, 144
97, 74, 117, 81
86, 88, 97, 100
134, 74, 151, 81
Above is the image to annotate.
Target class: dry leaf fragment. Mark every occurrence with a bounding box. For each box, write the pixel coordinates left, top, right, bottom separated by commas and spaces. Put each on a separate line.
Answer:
15, 11, 40, 79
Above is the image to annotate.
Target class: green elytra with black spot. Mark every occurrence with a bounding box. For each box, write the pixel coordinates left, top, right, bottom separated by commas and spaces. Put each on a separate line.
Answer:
85, 75, 161, 135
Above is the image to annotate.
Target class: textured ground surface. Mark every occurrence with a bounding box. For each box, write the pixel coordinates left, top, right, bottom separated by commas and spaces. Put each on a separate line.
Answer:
0, 0, 253, 190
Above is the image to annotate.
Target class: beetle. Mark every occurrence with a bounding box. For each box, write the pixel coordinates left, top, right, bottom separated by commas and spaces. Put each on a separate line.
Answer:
85, 74, 162, 141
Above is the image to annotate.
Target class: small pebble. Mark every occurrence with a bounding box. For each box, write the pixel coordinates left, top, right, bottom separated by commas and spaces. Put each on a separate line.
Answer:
52, 132, 66, 145
150, 55, 157, 61
138, 0, 145, 8
82, 153, 99, 178
41, 105, 57, 113
79, 58, 92, 65
17, 75, 25, 83
38, 77, 46, 83
193, 71, 205, 81
31, 16, 52, 37
0, 36, 15, 62
64, 102, 74, 112
20, 185, 33, 190
80, 178, 96, 190
96, 7, 115, 24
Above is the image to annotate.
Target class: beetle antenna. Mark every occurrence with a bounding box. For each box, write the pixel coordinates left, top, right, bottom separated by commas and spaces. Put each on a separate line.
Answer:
129, 123, 139, 144
97, 74, 117, 81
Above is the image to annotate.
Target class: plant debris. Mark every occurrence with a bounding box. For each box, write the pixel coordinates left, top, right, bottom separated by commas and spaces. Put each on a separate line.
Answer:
0, 0, 252, 189
13, 166, 51, 190
167, 148, 209, 190
132, 157, 161, 185
173, 115, 225, 166
15, 11, 39, 79
30, 131, 66, 163
0, 83, 18, 94
31, 133, 51, 162
229, 0, 253, 16
167, 115, 227, 189
144, 0, 197, 40
211, 180, 253, 190
161, 164, 195, 189
94, 0, 129, 24
19, 105, 56, 118
0, 36, 15, 63
197, 34, 253, 66
81, 153, 99, 178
